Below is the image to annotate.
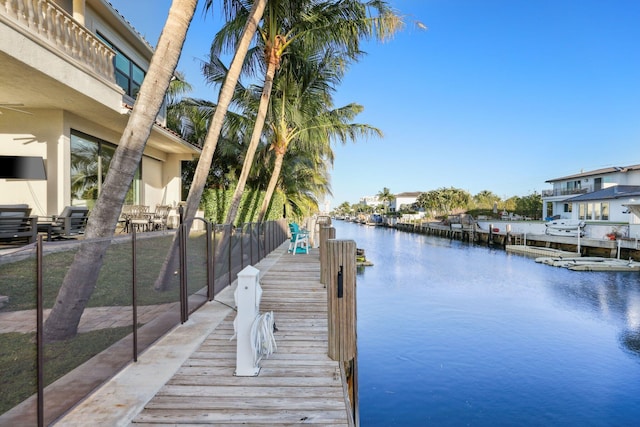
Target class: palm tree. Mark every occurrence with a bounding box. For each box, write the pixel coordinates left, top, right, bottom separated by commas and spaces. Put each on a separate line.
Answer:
218, 0, 402, 226
178, 0, 267, 220
256, 43, 382, 222
417, 187, 471, 218
376, 187, 394, 214
278, 144, 332, 219
153, 0, 268, 291
44, 0, 199, 342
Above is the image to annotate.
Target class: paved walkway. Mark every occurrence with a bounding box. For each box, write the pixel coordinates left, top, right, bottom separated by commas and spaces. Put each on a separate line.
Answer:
0, 304, 175, 334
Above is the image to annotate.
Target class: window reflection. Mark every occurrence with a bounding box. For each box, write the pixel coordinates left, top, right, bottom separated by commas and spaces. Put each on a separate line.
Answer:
70, 131, 140, 207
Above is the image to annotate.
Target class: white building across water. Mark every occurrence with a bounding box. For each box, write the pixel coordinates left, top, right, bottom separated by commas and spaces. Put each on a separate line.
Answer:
542, 164, 640, 236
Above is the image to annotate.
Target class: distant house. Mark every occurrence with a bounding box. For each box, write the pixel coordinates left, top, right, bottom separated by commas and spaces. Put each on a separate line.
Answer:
389, 192, 422, 213
360, 195, 382, 208
542, 164, 640, 235
0, 0, 200, 217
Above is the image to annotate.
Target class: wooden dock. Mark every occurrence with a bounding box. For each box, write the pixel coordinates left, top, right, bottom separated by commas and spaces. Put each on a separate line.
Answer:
132, 247, 353, 426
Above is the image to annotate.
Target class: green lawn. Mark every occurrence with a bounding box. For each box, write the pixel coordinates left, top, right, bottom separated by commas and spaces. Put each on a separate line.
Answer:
0, 327, 132, 414
0, 233, 212, 311
0, 232, 213, 415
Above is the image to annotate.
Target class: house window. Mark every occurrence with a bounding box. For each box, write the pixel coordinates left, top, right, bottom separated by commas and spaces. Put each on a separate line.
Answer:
601, 202, 609, 220
594, 203, 601, 220
566, 180, 581, 193
71, 131, 140, 207
594, 177, 602, 191
97, 33, 145, 98
578, 203, 586, 220
587, 203, 593, 220
563, 203, 572, 213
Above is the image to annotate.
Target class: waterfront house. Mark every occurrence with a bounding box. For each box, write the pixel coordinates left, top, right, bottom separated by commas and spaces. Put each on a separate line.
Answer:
389, 191, 421, 213
542, 164, 640, 236
360, 195, 382, 208
0, 0, 200, 218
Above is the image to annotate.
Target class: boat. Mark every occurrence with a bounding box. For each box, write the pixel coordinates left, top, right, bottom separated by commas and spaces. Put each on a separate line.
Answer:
545, 219, 585, 237
568, 259, 640, 272
535, 256, 597, 267
535, 256, 640, 271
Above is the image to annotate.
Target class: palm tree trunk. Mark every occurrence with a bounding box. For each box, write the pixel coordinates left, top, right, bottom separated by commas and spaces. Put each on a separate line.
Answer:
153, 0, 267, 291
257, 150, 285, 222
43, 0, 198, 342
224, 58, 277, 225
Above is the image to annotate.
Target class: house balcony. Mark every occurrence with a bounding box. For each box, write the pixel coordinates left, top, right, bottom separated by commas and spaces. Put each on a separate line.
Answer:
0, 0, 173, 128
1, 0, 115, 82
0, 0, 137, 130
541, 187, 591, 198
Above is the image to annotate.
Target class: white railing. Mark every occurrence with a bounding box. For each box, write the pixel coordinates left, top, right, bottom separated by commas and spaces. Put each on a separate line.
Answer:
1, 0, 115, 82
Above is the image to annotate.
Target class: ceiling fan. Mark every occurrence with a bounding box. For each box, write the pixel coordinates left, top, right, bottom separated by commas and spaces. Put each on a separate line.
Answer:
0, 103, 33, 115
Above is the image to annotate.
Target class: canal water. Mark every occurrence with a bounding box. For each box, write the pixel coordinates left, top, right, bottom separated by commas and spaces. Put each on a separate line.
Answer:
332, 221, 640, 426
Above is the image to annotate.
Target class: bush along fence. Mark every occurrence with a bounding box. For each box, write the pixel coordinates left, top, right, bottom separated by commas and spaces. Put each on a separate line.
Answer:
0, 218, 288, 426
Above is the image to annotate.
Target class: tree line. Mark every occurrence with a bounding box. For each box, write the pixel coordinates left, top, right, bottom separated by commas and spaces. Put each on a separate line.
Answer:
335, 187, 543, 220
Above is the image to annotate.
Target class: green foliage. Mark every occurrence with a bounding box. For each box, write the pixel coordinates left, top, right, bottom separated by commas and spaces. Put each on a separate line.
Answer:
376, 187, 394, 213
201, 187, 286, 225
503, 196, 518, 212
472, 190, 501, 210
514, 192, 543, 219
417, 187, 471, 216
201, 187, 231, 224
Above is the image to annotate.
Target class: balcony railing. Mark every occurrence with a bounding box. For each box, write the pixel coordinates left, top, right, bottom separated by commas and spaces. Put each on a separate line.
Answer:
1, 0, 115, 82
541, 187, 590, 198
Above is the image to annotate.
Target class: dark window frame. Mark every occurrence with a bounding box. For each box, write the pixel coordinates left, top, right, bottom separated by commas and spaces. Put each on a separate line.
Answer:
96, 32, 145, 98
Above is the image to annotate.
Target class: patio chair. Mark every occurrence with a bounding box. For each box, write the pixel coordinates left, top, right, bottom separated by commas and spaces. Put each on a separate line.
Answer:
149, 205, 172, 231
41, 206, 89, 240
127, 205, 151, 232
0, 204, 38, 245
288, 222, 309, 255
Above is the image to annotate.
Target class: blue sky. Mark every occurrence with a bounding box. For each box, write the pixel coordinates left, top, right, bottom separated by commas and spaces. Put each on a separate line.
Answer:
108, 0, 640, 209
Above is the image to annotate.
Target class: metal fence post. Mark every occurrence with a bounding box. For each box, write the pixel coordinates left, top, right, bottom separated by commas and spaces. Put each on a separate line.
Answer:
36, 236, 43, 427
132, 228, 138, 362
206, 221, 213, 301
179, 223, 188, 323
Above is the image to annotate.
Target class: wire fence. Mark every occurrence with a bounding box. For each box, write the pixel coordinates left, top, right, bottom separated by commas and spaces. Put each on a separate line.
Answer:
0, 218, 288, 426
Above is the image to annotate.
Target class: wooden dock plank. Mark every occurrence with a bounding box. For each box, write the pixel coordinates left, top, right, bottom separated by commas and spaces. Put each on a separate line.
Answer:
132, 248, 351, 426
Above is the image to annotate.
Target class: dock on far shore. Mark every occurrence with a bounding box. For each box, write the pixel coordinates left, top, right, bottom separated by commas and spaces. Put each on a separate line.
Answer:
394, 221, 640, 260
504, 245, 579, 258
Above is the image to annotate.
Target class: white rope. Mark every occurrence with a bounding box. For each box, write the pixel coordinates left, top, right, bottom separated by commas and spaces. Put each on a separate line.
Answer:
250, 311, 277, 365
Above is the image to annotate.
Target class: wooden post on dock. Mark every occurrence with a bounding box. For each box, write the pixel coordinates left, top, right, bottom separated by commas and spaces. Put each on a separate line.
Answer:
505, 224, 511, 248
314, 215, 332, 249
489, 223, 493, 246
319, 226, 336, 287
327, 239, 356, 361
327, 239, 358, 423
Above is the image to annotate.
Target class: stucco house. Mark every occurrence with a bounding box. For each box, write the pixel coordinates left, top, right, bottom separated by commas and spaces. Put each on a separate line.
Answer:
542, 164, 640, 236
0, 0, 200, 218
359, 195, 381, 208
389, 191, 421, 213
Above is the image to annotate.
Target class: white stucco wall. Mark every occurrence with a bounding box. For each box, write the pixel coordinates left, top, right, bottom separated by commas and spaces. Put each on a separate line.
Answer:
2, 108, 191, 216
0, 109, 65, 216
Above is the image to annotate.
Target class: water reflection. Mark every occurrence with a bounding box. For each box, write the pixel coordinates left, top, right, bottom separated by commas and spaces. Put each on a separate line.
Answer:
333, 221, 640, 426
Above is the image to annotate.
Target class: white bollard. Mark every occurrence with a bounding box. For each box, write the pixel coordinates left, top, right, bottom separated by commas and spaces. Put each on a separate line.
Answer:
234, 265, 262, 376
